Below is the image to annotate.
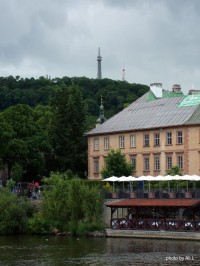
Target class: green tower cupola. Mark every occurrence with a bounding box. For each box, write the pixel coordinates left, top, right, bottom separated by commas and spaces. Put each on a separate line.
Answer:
96, 96, 106, 127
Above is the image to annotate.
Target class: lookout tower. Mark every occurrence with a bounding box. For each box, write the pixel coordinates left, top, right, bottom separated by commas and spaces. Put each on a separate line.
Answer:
97, 47, 102, 79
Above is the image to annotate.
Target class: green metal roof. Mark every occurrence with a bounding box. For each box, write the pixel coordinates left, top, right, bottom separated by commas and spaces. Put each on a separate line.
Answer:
163, 90, 183, 98
147, 91, 156, 101
147, 90, 184, 102
179, 94, 200, 107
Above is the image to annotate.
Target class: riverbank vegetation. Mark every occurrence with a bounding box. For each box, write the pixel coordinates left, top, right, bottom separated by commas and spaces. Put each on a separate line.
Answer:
0, 76, 148, 182
0, 76, 149, 236
0, 172, 105, 236
0, 187, 33, 234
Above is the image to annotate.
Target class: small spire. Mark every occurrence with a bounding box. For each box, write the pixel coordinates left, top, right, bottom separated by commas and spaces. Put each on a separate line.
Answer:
100, 95, 103, 108
122, 65, 125, 81
96, 96, 106, 127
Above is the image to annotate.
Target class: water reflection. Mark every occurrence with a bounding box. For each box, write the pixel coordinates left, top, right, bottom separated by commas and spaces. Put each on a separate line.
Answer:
0, 236, 199, 265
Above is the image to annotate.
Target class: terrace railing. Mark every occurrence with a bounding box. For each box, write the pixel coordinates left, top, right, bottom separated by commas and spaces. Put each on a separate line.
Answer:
103, 189, 200, 200
110, 218, 200, 232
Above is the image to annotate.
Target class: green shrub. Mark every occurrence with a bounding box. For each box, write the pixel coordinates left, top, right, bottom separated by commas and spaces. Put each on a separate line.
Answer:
0, 188, 33, 234
39, 172, 105, 235
28, 212, 51, 235
41, 172, 71, 231
76, 221, 105, 236
66, 220, 105, 237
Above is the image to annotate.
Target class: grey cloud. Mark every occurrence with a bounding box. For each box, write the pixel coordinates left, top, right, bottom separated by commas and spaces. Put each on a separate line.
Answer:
0, 0, 200, 93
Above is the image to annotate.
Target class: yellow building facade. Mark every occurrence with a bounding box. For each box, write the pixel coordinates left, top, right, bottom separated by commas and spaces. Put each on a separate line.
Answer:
87, 125, 200, 179
86, 85, 200, 179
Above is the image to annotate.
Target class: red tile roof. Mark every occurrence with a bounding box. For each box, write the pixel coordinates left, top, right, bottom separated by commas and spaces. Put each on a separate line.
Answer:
105, 199, 200, 207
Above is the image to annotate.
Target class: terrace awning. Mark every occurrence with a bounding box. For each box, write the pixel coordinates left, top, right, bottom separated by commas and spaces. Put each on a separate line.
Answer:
102, 175, 200, 193
105, 199, 200, 208
102, 175, 200, 182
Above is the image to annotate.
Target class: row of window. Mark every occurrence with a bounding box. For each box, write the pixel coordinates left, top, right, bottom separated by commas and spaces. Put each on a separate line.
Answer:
130, 154, 183, 172
93, 131, 183, 150
93, 154, 183, 174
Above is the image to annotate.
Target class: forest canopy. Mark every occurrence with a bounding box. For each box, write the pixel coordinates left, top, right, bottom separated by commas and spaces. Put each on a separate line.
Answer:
0, 76, 149, 181
0, 76, 149, 125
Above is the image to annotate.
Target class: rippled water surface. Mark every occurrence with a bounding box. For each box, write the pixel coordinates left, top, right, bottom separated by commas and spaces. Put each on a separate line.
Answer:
0, 235, 200, 265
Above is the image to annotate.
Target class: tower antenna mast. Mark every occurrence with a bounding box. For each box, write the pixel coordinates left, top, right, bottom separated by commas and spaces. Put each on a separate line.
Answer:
122, 65, 125, 81
97, 47, 102, 79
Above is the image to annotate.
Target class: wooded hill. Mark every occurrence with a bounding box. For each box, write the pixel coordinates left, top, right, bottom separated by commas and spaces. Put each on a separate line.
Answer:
0, 76, 149, 181
0, 76, 149, 129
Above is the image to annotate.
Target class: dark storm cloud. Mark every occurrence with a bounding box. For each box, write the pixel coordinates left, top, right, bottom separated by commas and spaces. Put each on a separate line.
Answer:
0, 0, 200, 93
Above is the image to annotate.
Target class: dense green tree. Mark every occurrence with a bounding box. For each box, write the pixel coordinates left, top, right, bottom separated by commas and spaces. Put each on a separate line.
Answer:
0, 114, 14, 170
167, 166, 182, 176
0, 76, 149, 180
10, 163, 24, 183
101, 149, 133, 178
0, 104, 51, 181
33, 105, 53, 175
51, 84, 88, 176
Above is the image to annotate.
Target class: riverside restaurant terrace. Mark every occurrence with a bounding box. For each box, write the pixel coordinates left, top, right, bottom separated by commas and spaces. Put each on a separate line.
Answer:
103, 175, 200, 232
102, 175, 200, 200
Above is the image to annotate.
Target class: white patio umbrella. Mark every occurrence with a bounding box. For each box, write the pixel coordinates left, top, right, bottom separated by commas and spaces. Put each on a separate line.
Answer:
127, 176, 138, 181
192, 174, 200, 181
163, 175, 176, 192
118, 176, 128, 182
118, 176, 138, 191
191, 175, 200, 190
153, 175, 164, 191
117, 176, 127, 191
137, 175, 155, 192
165, 175, 182, 191
180, 175, 199, 192
127, 176, 138, 192
102, 176, 119, 182
101, 176, 119, 192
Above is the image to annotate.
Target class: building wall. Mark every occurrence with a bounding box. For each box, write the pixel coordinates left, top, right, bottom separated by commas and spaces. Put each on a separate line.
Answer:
188, 126, 200, 174
87, 125, 200, 179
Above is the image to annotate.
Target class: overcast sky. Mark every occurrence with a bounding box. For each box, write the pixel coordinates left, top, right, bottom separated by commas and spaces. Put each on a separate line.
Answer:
1, 0, 200, 93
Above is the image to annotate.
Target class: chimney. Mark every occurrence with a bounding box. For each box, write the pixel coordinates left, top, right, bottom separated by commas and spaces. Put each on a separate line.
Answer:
150, 83, 162, 98
172, 84, 181, 93
188, 89, 200, 95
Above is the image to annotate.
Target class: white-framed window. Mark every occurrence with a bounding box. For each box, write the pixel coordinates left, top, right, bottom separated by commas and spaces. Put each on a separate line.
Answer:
154, 156, 160, 171
177, 131, 183, 144
130, 156, 136, 171
154, 133, 160, 146
144, 157, 150, 171
166, 132, 172, 145
104, 137, 109, 150
144, 134, 150, 147
130, 134, 136, 148
94, 138, 99, 150
119, 136, 125, 149
177, 154, 183, 170
93, 158, 99, 173
166, 155, 172, 170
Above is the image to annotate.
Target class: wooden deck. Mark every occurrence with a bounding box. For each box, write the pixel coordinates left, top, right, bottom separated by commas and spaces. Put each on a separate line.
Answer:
105, 198, 200, 232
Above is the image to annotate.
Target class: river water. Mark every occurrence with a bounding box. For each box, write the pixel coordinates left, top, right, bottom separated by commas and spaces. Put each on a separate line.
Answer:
0, 236, 200, 265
